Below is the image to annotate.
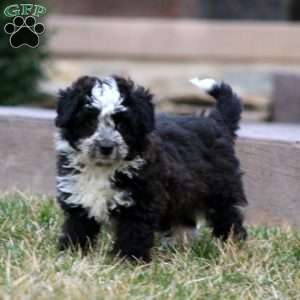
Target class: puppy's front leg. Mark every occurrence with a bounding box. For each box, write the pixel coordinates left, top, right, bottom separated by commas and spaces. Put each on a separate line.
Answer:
59, 213, 101, 252
113, 208, 156, 262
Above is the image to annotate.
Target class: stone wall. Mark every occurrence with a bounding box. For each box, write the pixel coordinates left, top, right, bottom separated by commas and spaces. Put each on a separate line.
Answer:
0, 108, 300, 227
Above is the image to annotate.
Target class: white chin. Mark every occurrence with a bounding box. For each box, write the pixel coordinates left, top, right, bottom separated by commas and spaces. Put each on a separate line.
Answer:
94, 158, 116, 166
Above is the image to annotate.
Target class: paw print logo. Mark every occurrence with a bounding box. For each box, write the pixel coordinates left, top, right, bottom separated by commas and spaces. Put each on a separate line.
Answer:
4, 16, 45, 48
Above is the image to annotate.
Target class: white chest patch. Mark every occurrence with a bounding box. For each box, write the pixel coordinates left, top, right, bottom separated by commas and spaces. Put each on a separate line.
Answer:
59, 165, 116, 222
57, 156, 145, 223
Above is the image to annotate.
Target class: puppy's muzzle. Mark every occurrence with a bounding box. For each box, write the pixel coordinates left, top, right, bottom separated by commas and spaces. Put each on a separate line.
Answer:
90, 139, 115, 160
99, 140, 114, 156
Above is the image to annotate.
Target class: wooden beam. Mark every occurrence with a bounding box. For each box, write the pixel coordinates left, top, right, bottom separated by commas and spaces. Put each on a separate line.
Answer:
0, 108, 299, 226
47, 15, 300, 63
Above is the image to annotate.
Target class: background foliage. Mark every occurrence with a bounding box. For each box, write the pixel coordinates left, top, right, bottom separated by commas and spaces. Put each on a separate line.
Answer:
0, 0, 48, 105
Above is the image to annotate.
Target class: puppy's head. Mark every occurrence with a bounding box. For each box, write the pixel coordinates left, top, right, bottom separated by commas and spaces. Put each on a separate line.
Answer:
55, 76, 154, 164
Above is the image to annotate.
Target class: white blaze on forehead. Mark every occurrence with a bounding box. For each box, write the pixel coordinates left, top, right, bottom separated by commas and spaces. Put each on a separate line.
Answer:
91, 77, 126, 117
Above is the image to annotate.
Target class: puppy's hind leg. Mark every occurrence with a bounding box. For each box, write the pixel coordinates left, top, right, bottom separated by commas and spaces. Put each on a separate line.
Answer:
59, 213, 101, 252
205, 204, 247, 241
160, 225, 199, 248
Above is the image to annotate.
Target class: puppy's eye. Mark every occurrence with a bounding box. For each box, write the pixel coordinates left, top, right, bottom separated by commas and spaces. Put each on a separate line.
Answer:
76, 117, 98, 137
116, 123, 123, 131
86, 118, 97, 128
83, 104, 99, 116
113, 112, 129, 132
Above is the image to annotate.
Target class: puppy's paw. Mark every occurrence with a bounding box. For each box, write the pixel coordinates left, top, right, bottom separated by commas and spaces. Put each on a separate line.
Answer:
58, 234, 71, 251
233, 226, 248, 241
111, 247, 151, 263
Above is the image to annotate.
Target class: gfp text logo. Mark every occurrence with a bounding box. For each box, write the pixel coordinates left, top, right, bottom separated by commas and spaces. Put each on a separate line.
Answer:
3, 4, 47, 48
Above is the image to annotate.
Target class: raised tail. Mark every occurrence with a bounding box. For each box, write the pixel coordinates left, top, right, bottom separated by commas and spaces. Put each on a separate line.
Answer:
190, 78, 242, 136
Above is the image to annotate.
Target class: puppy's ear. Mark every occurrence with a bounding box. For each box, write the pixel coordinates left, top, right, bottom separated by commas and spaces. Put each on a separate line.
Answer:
55, 76, 97, 128
55, 87, 80, 128
114, 76, 155, 134
132, 85, 155, 134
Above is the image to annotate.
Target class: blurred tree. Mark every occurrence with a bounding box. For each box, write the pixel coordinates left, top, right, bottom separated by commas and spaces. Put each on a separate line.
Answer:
0, 0, 48, 105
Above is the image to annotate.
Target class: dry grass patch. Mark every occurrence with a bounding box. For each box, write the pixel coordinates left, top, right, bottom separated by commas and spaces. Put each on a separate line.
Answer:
0, 193, 300, 300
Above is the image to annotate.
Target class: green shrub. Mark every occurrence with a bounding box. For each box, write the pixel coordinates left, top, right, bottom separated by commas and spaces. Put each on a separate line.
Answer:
0, 0, 48, 105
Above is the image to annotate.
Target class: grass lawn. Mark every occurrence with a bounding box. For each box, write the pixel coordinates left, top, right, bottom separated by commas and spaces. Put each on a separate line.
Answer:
0, 193, 300, 300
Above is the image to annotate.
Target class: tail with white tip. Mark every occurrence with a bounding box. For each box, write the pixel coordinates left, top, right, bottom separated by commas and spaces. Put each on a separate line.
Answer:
190, 77, 242, 136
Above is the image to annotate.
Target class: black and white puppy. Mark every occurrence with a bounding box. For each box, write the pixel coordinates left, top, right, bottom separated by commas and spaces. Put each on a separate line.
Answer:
55, 75, 247, 261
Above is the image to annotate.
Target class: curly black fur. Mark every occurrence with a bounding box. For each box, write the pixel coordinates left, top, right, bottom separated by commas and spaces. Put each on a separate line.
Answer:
55, 75, 247, 262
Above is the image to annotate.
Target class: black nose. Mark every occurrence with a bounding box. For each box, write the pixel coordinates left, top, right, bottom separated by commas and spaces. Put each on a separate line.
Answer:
100, 145, 114, 155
